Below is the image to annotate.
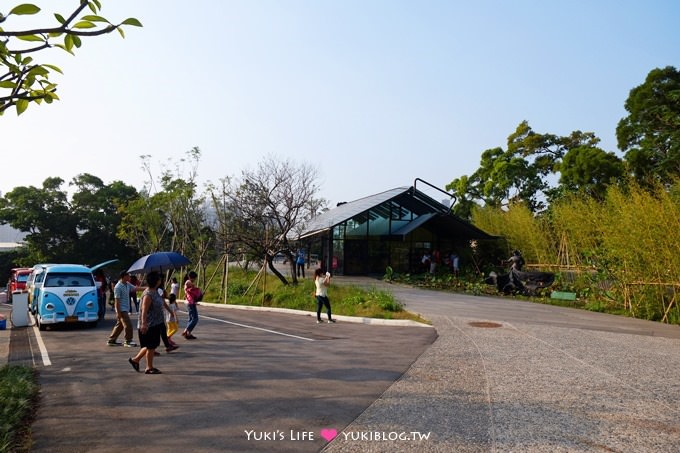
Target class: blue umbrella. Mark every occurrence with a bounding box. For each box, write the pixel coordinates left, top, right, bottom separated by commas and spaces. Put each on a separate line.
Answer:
127, 251, 191, 274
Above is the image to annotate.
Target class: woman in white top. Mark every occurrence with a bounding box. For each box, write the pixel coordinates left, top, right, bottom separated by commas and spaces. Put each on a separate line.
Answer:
170, 277, 180, 297
314, 268, 335, 324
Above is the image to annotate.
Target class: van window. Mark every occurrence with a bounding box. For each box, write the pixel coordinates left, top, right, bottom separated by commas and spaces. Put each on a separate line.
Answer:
44, 272, 95, 288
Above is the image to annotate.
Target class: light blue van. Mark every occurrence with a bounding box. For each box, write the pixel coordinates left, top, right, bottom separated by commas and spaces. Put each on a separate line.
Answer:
29, 264, 100, 330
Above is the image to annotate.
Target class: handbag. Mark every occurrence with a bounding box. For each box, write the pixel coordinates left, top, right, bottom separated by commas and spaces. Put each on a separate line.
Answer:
167, 320, 179, 337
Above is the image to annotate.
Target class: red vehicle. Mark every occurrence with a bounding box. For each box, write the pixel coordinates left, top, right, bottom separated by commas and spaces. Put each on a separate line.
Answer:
7, 267, 32, 303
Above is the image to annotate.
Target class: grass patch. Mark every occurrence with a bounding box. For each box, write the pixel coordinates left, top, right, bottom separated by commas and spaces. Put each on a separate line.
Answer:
201, 267, 429, 324
0, 365, 39, 453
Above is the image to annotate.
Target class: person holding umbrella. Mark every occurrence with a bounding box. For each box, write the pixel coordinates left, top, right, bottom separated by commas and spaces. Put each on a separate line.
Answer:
128, 271, 166, 374
182, 271, 201, 340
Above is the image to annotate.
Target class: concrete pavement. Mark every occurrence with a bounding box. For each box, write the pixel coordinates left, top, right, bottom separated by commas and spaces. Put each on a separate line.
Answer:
3, 280, 680, 452
324, 280, 680, 452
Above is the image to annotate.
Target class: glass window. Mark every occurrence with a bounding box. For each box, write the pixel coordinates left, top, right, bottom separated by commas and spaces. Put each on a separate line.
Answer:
368, 204, 391, 236
345, 213, 368, 237
44, 272, 95, 287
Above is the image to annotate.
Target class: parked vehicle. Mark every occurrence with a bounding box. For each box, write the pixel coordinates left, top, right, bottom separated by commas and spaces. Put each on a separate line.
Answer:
6, 267, 32, 302
28, 264, 99, 330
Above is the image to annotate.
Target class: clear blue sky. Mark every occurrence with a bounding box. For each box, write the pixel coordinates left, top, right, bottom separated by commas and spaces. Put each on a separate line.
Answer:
2, 0, 679, 206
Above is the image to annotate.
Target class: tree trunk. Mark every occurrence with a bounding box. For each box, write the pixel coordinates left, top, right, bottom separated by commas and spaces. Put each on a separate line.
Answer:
286, 251, 298, 284
267, 254, 289, 285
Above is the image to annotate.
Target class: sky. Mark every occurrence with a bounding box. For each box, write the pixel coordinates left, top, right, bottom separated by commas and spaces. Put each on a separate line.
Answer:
1, 0, 679, 207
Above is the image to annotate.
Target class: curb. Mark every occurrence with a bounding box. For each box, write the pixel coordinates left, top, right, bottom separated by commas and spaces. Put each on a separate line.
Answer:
190, 301, 433, 328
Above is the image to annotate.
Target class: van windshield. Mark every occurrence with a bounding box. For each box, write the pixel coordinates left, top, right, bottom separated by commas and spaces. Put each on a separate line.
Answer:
44, 272, 95, 288
17, 274, 30, 283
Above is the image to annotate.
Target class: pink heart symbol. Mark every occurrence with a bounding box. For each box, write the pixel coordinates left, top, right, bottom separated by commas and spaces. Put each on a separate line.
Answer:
320, 428, 338, 442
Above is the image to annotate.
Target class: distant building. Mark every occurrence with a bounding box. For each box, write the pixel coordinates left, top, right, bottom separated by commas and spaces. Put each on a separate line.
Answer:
298, 184, 493, 275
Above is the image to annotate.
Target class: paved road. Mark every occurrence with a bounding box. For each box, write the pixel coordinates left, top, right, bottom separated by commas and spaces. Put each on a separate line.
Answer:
7, 299, 435, 453
325, 280, 680, 452
4, 278, 680, 452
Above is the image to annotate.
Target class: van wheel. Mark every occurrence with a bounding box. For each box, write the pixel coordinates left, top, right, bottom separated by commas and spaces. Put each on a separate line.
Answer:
88, 321, 98, 329
37, 318, 46, 331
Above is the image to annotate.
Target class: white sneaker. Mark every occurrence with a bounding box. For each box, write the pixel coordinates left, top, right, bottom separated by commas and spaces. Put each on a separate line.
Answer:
327, 319, 336, 323
123, 341, 137, 347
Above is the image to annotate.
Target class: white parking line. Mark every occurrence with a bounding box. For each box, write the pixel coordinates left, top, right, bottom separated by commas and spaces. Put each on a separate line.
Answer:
196, 313, 315, 342
29, 313, 52, 366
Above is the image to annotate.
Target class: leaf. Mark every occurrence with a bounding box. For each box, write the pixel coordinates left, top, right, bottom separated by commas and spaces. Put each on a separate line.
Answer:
81, 15, 109, 23
17, 34, 44, 42
9, 4, 41, 16
54, 43, 74, 55
54, 13, 66, 25
121, 18, 143, 27
72, 35, 82, 48
43, 64, 63, 74
16, 99, 29, 115
27, 66, 49, 77
73, 21, 96, 29
117, 27, 125, 38
64, 34, 73, 52
0, 81, 15, 89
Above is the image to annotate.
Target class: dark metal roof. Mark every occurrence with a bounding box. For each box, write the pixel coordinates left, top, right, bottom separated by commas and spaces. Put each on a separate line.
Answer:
299, 186, 493, 240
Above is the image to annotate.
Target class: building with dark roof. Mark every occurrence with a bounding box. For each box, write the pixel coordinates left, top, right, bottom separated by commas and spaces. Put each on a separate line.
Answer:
298, 181, 494, 275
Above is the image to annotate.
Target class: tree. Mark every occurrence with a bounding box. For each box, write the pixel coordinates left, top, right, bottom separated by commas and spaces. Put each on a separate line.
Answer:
0, 174, 138, 265
209, 156, 326, 285
117, 148, 210, 264
446, 121, 603, 217
617, 66, 680, 185
0, 1, 142, 115
558, 146, 624, 200
69, 173, 139, 264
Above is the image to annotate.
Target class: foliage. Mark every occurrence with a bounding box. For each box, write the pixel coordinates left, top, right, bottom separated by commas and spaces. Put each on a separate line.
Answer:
448, 66, 680, 219
116, 147, 213, 281
0, 365, 39, 452
617, 66, 680, 185
0, 1, 142, 115
0, 174, 139, 266
558, 146, 624, 199
447, 121, 606, 217
471, 202, 557, 265
383, 265, 394, 281
462, 181, 680, 324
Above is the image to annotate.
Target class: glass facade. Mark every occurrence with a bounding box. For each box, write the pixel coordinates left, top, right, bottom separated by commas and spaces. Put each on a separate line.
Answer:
300, 187, 491, 275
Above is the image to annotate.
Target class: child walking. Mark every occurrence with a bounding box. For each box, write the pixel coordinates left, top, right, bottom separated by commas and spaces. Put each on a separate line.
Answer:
166, 293, 180, 349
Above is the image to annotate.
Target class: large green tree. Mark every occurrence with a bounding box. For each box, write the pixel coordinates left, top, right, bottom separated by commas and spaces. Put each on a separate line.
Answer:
0, 174, 138, 265
70, 173, 139, 264
0, 1, 141, 115
617, 66, 680, 185
558, 146, 624, 200
447, 121, 603, 218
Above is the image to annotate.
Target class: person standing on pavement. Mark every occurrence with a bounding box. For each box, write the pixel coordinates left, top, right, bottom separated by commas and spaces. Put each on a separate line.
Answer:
157, 282, 179, 353
129, 275, 140, 313
296, 249, 306, 278
107, 271, 145, 347
182, 271, 201, 340
165, 293, 180, 350
314, 268, 335, 324
128, 271, 166, 374
94, 269, 107, 321
170, 277, 180, 298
